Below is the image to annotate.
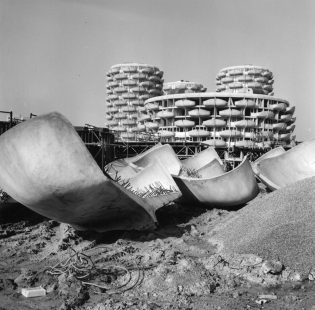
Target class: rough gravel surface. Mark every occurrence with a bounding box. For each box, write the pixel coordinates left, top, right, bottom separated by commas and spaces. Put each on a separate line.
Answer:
210, 176, 315, 274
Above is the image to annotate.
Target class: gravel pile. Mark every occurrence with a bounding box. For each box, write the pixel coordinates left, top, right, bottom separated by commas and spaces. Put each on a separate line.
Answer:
210, 176, 315, 274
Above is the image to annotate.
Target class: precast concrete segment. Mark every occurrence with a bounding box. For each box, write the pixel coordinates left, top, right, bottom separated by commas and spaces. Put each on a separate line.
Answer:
196, 159, 225, 179
115, 158, 181, 201
115, 164, 139, 180
180, 147, 223, 170
105, 143, 164, 178
0, 112, 178, 232
255, 138, 315, 191
173, 157, 259, 208
105, 158, 130, 178
251, 146, 286, 175
132, 144, 181, 175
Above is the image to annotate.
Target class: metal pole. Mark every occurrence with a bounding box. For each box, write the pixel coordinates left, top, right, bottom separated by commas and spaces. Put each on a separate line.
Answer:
101, 130, 105, 174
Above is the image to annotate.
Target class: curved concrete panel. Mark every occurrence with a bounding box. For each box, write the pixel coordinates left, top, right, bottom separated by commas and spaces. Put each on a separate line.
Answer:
115, 159, 181, 204
251, 146, 286, 175
105, 143, 163, 177
173, 157, 259, 208
255, 138, 315, 191
196, 158, 225, 179
105, 158, 130, 178
180, 147, 223, 170
132, 144, 181, 175
0, 112, 179, 231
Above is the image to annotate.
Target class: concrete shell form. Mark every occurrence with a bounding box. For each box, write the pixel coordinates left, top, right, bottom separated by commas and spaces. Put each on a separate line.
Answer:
254, 138, 315, 191
106, 63, 164, 141
251, 146, 286, 175
106, 143, 259, 208
0, 112, 181, 232
144, 92, 295, 149
173, 156, 259, 208
181, 146, 223, 169
216, 65, 274, 95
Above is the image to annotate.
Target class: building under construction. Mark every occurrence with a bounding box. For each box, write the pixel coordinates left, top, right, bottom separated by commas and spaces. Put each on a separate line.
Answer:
106, 64, 296, 168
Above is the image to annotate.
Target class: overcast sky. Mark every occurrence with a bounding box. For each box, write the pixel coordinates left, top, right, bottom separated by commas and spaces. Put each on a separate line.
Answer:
1, 0, 315, 140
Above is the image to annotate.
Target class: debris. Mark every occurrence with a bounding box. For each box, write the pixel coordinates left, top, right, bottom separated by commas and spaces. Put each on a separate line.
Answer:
190, 225, 200, 237
45, 245, 142, 294
232, 291, 241, 298
178, 166, 201, 178
0, 188, 9, 203
14, 268, 37, 287
21, 286, 46, 298
291, 272, 309, 282
261, 260, 283, 274
258, 294, 277, 300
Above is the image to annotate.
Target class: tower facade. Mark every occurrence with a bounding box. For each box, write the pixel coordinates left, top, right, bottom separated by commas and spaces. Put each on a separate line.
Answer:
106, 63, 164, 141
142, 65, 295, 150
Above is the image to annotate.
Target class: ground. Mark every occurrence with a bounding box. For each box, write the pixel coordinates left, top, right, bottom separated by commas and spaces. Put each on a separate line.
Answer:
0, 184, 315, 310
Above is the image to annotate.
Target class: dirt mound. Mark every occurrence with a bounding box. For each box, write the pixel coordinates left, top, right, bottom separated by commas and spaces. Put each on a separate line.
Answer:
2, 190, 315, 309
210, 176, 315, 274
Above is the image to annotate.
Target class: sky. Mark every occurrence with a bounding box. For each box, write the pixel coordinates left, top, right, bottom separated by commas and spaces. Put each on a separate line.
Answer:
1, 0, 315, 140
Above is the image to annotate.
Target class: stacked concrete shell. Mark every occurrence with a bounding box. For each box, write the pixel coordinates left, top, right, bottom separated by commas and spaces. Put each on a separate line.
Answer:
215, 65, 274, 96
143, 66, 296, 149
106, 63, 164, 141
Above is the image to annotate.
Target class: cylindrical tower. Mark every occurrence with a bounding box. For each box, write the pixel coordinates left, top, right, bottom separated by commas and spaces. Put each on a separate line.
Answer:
216, 65, 274, 96
105, 63, 164, 141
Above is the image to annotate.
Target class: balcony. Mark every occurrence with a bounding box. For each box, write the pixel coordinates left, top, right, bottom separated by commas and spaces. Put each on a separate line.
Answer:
175, 99, 195, 108
188, 129, 210, 138
145, 102, 160, 111
234, 99, 256, 108
188, 109, 210, 118
269, 103, 287, 111
219, 109, 243, 118
122, 106, 137, 112
219, 129, 242, 138
203, 98, 228, 108
233, 120, 256, 128
203, 119, 226, 127
174, 120, 195, 128
251, 111, 274, 119
114, 73, 128, 80
157, 110, 175, 118
145, 122, 159, 129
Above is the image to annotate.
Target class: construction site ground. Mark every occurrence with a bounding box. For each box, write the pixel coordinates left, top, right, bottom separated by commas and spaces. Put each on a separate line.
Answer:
1, 183, 315, 310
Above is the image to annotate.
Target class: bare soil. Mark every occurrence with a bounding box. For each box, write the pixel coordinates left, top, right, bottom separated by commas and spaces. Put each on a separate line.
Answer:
1, 184, 315, 310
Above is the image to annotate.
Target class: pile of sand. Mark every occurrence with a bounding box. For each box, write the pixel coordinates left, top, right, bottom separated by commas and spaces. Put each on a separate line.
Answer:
210, 176, 315, 274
